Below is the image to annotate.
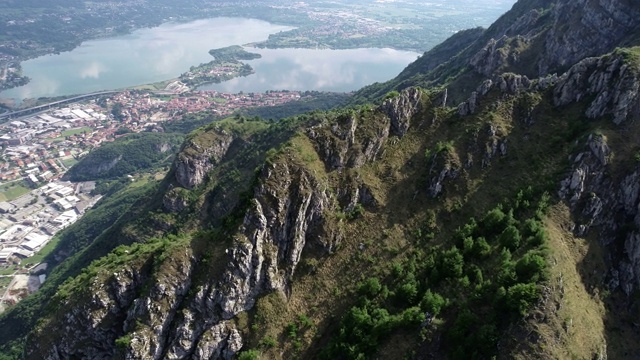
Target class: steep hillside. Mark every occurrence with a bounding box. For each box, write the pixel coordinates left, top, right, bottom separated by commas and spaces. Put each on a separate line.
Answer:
1, 1, 640, 359
11, 45, 640, 359
65, 132, 183, 182
355, 0, 640, 105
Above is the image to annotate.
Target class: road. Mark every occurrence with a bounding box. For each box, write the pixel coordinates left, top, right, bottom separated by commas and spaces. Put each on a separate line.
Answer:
0, 90, 118, 122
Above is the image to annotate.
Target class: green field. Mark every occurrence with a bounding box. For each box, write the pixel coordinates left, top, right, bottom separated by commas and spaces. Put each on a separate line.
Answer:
0, 182, 30, 202
61, 158, 79, 168
0, 267, 17, 276
20, 237, 60, 268
0, 276, 13, 286
59, 127, 93, 138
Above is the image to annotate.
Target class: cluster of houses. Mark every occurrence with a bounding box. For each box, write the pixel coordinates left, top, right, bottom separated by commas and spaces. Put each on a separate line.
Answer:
0, 104, 114, 182
0, 88, 306, 266
107, 89, 303, 126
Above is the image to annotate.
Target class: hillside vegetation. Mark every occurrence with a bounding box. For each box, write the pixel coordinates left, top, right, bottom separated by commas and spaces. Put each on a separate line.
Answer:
65, 132, 183, 182
1, 0, 640, 359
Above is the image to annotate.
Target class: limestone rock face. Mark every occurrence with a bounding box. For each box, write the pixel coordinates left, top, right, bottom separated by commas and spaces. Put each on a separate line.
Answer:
559, 133, 640, 296
162, 187, 190, 213
82, 154, 123, 177
26, 154, 338, 360
540, 0, 640, 75
25, 82, 425, 360
380, 87, 422, 137
468, 0, 640, 79
470, 35, 527, 77
174, 128, 234, 189
457, 74, 530, 116
308, 87, 422, 170
554, 53, 640, 124
497, 73, 531, 94
457, 91, 478, 116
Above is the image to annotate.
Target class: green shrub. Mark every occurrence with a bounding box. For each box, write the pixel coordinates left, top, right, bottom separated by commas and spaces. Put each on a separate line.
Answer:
499, 225, 521, 251
497, 248, 516, 286
434, 140, 454, 154
482, 207, 507, 233
420, 290, 447, 316
285, 322, 298, 338
401, 306, 426, 325
468, 265, 484, 284
384, 90, 400, 100
472, 237, 492, 258
439, 247, 464, 279
515, 253, 547, 282
506, 283, 539, 316
462, 237, 475, 254
115, 334, 132, 350
396, 280, 419, 305
260, 336, 277, 348
346, 204, 365, 220
358, 278, 382, 298
298, 314, 314, 328
523, 218, 547, 246
238, 349, 260, 360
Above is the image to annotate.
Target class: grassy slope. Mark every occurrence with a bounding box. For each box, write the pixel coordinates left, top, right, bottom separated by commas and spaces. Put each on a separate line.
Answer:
231, 83, 605, 358
5, 42, 640, 358
10, 75, 620, 358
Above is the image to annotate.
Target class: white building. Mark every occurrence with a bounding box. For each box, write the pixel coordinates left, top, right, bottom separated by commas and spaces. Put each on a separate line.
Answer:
55, 187, 74, 197
0, 225, 34, 243
21, 232, 50, 251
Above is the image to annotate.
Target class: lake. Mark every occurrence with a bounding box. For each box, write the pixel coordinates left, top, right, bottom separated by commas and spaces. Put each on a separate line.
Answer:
198, 47, 419, 93
0, 18, 419, 100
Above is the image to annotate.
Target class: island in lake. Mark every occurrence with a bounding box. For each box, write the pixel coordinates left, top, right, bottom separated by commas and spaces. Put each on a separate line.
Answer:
178, 45, 262, 88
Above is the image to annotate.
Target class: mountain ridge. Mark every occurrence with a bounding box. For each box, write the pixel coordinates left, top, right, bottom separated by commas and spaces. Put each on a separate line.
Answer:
2, 0, 640, 359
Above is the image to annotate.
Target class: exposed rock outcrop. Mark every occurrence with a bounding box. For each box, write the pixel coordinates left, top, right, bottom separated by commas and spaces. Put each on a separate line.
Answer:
308, 87, 422, 170
427, 151, 461, 198
469, 0, 640, 80
559, 133, 640, 296
174, 129, 234, 189
26, 147, 339, 360
470, 35, 527, 77
163, 187, 190, 213
540, 0, 640, 75
84, 154, 122, 177
497, 73, 531, 93
554, 52, 640, 124
380, 87, 422, 137
457, 91, 478, 116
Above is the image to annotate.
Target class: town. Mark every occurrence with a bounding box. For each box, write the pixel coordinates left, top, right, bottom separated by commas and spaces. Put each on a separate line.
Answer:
0, 87, 306, 311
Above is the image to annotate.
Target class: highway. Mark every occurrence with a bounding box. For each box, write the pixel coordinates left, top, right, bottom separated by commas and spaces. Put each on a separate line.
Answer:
0, 90, 118, 121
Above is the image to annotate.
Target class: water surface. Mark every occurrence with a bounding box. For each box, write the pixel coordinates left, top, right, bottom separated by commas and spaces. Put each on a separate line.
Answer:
198, 47, 419, 93
0, 18, 418, 100
0, 18, 293, 99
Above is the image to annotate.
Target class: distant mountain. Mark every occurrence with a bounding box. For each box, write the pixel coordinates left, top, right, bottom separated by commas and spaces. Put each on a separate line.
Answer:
1, 0, 640, 359
355, 0, 640, 104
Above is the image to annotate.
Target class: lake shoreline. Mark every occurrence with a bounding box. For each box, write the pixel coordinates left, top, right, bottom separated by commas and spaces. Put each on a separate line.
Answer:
0, 18, 417, 104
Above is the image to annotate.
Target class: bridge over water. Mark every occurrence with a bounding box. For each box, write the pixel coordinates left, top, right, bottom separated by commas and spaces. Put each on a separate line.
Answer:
0, 91, 118, 121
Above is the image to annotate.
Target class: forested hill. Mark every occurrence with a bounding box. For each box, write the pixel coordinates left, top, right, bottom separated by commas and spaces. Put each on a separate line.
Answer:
1, 0, 640, 359
64, 132, 183, 182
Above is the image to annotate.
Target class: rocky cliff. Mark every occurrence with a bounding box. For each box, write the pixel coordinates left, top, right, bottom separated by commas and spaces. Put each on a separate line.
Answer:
358, 0, 640, 106
7, 0, 640, 359
23, 88, 433, 359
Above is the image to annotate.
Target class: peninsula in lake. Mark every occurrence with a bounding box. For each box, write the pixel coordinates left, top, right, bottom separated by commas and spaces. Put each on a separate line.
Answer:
178, 46, 262, 88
